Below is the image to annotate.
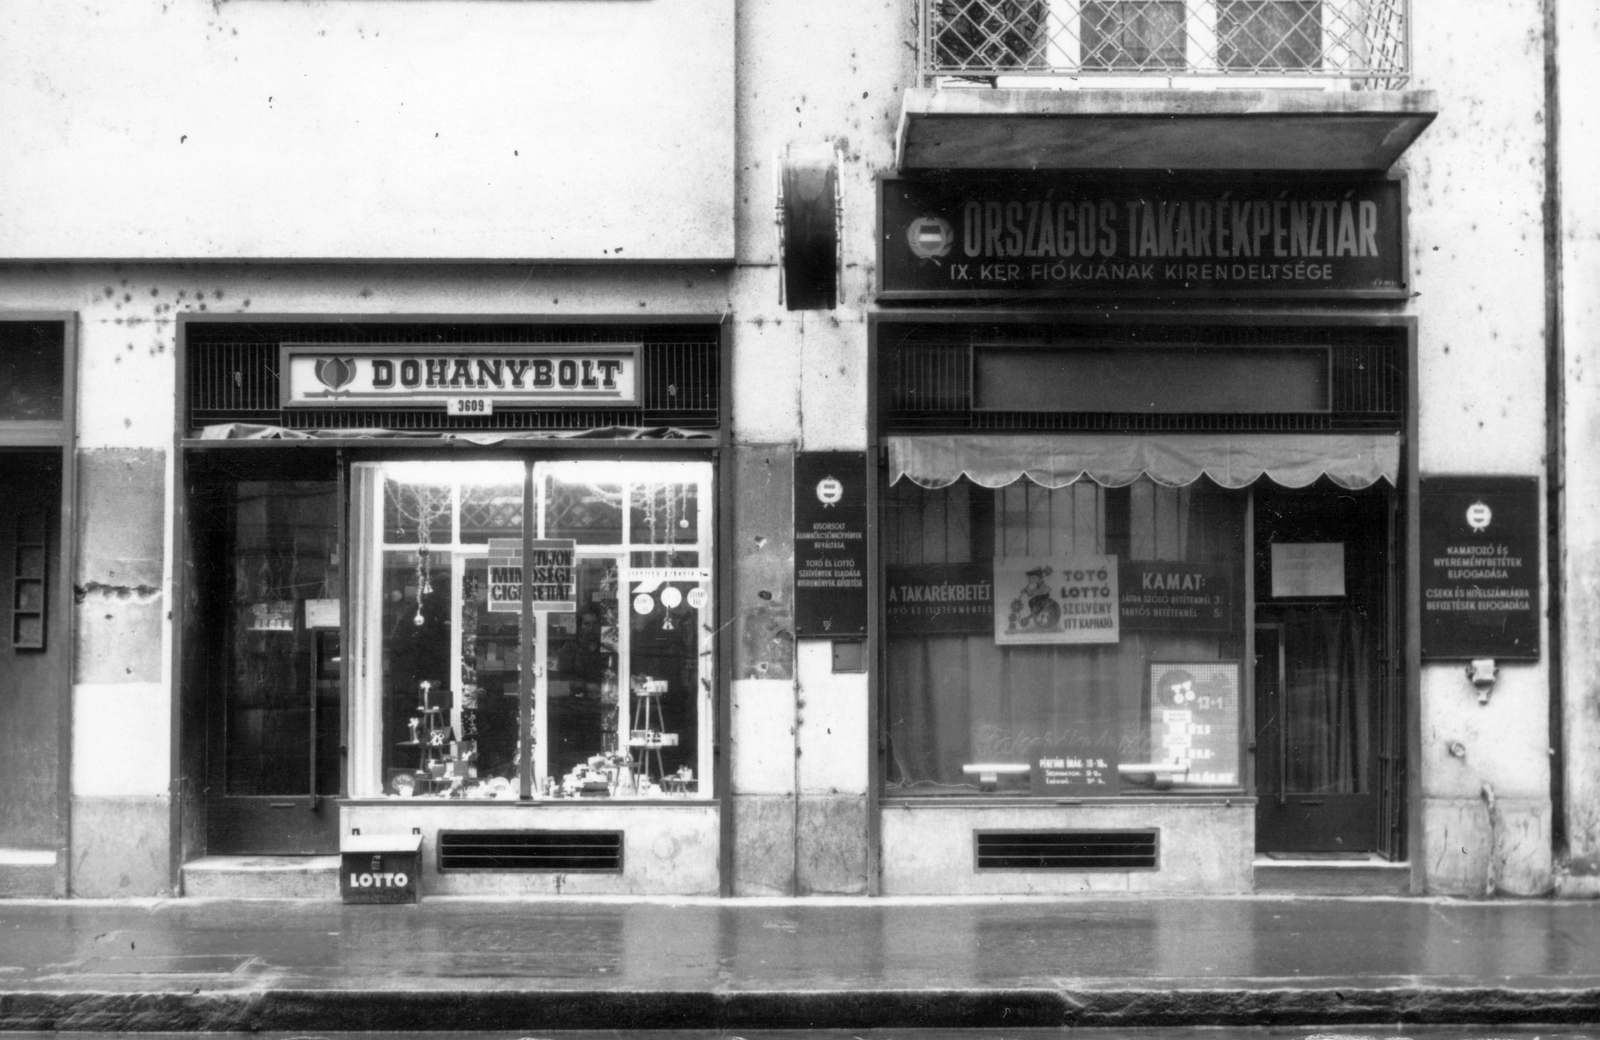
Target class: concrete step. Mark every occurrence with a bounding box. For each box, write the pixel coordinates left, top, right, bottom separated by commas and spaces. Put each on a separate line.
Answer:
181, 855, 341, 899
0, 849, 57, 897
1253, 854, 1411, 895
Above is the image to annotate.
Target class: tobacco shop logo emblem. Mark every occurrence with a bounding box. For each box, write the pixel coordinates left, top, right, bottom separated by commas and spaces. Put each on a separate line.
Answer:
1466, 500, 1493, 532
314, 356, 358, 392
906, 215, 954, 260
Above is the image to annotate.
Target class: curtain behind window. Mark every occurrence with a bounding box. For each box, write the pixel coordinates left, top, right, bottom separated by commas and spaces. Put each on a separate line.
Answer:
885, 475, 1243, 793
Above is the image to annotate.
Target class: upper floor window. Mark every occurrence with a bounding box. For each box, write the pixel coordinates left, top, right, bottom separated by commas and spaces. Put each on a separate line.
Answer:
926, 0, 1406, 87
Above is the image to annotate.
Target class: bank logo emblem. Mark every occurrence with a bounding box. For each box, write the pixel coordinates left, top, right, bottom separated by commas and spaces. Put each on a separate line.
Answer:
1466, 500, 1493, 532
906, 215, 954, 260
816, 476, 843, 507
314, 356, 358, 392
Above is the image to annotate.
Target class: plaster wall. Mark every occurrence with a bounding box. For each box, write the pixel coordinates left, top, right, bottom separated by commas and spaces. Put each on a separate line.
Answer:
341, 803, 720, 896
880, 802, 1254, 895
1403, 0, 1552, 895
1558, 0, 1600, 897
0, 0, 734, 261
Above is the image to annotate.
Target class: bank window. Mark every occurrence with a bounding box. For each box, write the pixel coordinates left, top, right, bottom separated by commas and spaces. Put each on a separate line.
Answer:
348, 459, 714, 801
884, 475, 1247, 796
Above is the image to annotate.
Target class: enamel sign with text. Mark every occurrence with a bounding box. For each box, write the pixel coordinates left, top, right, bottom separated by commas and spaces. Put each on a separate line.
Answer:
280, 344, 641, 409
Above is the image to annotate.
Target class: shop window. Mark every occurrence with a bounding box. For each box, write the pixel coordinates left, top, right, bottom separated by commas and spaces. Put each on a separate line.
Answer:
884, 475, 1247, 796
349, 459, 714, 801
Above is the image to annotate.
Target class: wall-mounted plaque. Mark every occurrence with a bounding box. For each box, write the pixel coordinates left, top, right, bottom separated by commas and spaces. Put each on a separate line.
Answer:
794, 452, 867, 637
1420, 476, 1540, 660
880, 173, 1407, 301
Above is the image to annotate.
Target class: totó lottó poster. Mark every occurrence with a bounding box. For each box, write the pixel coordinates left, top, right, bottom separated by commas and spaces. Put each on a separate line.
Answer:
994, 555, 1120, 646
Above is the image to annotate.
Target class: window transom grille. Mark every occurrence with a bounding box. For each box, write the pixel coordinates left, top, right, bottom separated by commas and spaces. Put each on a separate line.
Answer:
926, 0, 1409, 87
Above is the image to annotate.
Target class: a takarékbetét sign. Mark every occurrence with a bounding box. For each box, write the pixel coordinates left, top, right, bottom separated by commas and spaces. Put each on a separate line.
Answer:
280, 344, 640, 409
880, 174, 1407, 300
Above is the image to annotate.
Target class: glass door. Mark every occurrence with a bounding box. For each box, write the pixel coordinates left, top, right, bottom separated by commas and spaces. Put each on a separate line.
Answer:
199, 478, 343, 855
1253, 481, 1391, 855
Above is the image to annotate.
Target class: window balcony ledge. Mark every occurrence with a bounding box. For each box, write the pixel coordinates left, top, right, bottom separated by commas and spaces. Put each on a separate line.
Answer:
896, 86, 1437, 171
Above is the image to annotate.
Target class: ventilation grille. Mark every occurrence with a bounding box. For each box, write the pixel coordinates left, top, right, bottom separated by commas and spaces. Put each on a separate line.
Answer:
184, 322, 720, 433
438, 831, 623, 872
881, 323, 1404, 434
976, 830, 1159, 870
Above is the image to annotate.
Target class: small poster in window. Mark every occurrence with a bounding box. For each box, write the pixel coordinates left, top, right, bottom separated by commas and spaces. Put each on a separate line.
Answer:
1031, 749, 1119, 796
247, 601, 295, 632
1271, 542, 1346, 598
994, 555, 1119, 645
305, 599, 341, 629
1146, 662, 1240, 788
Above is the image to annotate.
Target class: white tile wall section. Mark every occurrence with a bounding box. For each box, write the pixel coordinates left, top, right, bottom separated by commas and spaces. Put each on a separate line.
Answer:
730, 678, 798, 795
72, 683, 170, 797
796, 640, 869, 796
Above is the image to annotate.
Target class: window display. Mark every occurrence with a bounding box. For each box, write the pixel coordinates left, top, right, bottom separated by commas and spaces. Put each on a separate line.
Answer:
349, 459, 713, 801
883, 475, 1247, 796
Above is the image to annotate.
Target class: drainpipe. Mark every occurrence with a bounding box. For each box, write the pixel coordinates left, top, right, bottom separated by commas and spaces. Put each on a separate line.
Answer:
1543, 0, 1566, 869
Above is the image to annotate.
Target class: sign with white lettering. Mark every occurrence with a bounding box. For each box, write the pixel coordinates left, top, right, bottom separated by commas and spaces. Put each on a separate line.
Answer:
279, 344, 640, 409
996, 555, 1120, 646
1119, 560, 1233, 633
885, 563, 993, 635
1420, 476, 1540, 660
879, 174, 1406, 300
794, 452, 868, 637
1031, 747, 1119, 796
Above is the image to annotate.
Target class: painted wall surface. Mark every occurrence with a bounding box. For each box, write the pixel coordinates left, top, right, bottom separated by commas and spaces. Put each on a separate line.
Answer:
881, 803, 1254, 894
0, 0, 734, 261
1403, 0, 1552, 896
342, 804, 720, 896
1558, 0, 1600, 897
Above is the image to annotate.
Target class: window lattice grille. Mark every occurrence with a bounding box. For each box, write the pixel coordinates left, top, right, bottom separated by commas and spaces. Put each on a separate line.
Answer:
926, 0, 1408, 86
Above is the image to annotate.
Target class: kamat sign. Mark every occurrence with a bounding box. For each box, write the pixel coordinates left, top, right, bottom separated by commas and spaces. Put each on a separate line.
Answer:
880, 175, 1406, 300
280, 345, 640, 408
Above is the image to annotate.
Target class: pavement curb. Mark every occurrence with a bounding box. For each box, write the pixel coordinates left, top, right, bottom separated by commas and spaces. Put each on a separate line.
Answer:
5, 987, 1600, 1032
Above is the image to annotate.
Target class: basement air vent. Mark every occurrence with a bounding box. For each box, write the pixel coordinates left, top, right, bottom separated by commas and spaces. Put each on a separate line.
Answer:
438, 831, 623, 872
975, 830, 1159, 871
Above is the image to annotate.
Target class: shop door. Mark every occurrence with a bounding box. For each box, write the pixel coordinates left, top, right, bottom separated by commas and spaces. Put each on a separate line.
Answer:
1254, 483, 1392, 855
0, 454, 65, 857
202, 479, 342, 856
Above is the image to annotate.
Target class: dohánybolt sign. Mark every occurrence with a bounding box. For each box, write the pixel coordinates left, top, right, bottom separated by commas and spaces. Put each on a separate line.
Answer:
1420, 476, 1540, 660
880, 174, 1406, 300
794, 452, 867, 637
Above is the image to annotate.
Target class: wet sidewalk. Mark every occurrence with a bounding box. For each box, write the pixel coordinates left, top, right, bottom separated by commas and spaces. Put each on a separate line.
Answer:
1, 896, 1597, 1032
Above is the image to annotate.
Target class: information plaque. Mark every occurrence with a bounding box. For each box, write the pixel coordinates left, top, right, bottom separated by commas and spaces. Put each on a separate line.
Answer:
1420, 476, 1540, 660
794, 452, 868, 637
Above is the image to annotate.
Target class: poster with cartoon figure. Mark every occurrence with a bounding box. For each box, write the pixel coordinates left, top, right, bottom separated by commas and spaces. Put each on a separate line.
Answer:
994, 555, 1120, 646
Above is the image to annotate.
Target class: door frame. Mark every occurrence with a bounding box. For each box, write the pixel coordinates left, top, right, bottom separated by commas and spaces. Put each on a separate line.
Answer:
0, 312, 78, 898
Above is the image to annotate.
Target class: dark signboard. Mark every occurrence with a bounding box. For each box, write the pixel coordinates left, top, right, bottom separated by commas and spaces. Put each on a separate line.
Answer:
1119, 560, 1233, 633
880, 173, 1407, 301
794, 452, 868, 637
885, 563, 993, 634
1420, 476, 1540, 660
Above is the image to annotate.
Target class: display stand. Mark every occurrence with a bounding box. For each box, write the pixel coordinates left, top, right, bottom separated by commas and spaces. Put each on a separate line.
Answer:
395, 681, 475, 796
627, 677, 677, 790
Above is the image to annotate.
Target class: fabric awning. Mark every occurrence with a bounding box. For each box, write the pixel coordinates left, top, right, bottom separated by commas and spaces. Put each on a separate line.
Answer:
887, 433, 1400, 491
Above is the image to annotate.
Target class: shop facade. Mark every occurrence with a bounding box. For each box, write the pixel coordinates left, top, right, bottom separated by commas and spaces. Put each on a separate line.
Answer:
177, 317, 731, 895
1, 0, 1597, 900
